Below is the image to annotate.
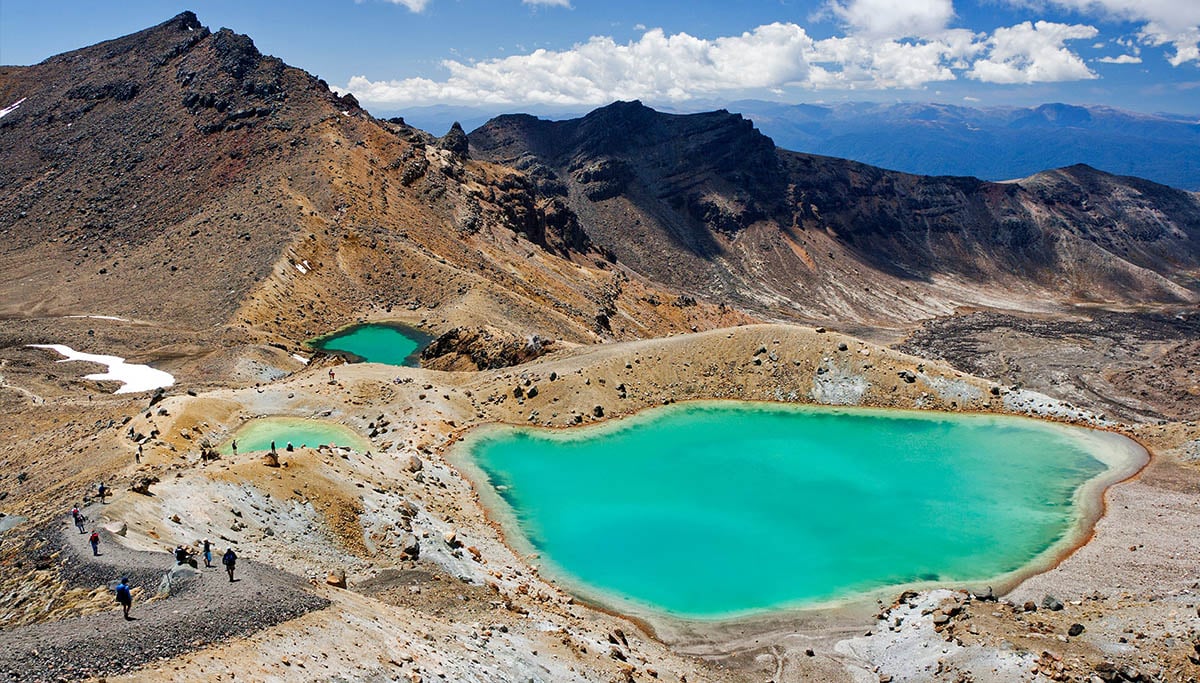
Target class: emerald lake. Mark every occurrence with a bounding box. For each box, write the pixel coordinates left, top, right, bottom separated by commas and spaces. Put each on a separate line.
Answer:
309, 323, 432, 366
458, 402, 1145, 620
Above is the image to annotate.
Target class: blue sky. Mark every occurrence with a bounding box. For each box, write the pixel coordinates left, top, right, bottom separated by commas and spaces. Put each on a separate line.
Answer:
2, 1, 1198, 116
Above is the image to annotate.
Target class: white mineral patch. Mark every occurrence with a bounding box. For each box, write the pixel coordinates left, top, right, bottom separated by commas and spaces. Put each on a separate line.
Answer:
835, 589, 1034, 683
64, 314, 130, 322
29, 344, 175, 394
809, 358, 869, 405
0, 98, 26, 119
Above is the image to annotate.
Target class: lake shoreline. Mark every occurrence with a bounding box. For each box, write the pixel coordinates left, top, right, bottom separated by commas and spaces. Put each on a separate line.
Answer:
448, 399, 1150, 645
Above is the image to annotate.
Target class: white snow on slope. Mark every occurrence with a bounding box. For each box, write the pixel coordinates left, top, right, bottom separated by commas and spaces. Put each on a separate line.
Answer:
0, 98, 27, 120
29, 344, 175, 394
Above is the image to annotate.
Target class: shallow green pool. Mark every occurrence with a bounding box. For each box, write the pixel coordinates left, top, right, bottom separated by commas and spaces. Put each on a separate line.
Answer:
459, 402, 1143, 619
309, 322, 432, 366
221, 417, 370, 454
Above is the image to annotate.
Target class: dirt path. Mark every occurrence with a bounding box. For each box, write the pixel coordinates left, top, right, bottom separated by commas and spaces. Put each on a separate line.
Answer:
0, 508, 328, 682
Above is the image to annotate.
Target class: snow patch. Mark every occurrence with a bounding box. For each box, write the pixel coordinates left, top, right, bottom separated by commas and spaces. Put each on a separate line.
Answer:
294, 260, 310, 274
64, 314, 130, 322
291, 354, 310, 365
0, 98, 26, 120
29, 344, 175, 394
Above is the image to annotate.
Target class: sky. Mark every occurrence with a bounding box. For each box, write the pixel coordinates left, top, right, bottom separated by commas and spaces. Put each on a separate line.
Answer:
2, 0, 1199, 117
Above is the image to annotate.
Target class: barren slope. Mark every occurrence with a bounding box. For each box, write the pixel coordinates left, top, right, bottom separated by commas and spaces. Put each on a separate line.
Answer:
470, 101, 1200, 325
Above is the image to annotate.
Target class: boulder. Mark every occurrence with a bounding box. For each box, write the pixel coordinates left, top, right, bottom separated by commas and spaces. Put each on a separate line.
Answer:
130, 476, 159, 495
406, 455, 423, 473
326, 568, 347, 588
158, 563, 200, 596
262, 451, 280, 467
1042, 594, 1064, 611
1068, 623, 1085, 636
399, 533, 420, 560
103, 520, 128, 537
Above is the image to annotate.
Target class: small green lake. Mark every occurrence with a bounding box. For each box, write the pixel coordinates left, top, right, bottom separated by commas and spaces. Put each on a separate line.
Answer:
221, 417, 370, 455
309, 323, 432, 367
457, 402, 1145, 620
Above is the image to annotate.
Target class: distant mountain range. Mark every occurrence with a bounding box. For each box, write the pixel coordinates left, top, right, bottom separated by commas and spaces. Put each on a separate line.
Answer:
729, 100, 1200, 191
390, 100, 1200, 192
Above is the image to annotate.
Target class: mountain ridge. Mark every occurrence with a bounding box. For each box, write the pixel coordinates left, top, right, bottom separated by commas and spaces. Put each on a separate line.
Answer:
471, 100, 1200, 325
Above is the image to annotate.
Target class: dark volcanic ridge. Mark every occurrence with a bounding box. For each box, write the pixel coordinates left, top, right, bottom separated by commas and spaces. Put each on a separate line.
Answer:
471, 101, 1200, 325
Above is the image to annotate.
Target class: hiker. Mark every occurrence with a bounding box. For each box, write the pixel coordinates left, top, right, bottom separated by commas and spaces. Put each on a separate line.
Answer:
89, 530, 100, 556
286, 442, 294, 452
97, 482, 108, 503
71, 507, 86, 534
135, 444, 142, 464
270, 440, 276, 453
222, 547, 237, 582
231, 440, 237, 456
174, 545, 189, 565
115, 576, 132, 620
328, 368, 336, 383
202, 539, 212, 568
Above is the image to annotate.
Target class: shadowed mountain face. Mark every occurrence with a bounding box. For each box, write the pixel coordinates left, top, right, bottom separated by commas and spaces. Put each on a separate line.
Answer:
471, 101, 1200, 325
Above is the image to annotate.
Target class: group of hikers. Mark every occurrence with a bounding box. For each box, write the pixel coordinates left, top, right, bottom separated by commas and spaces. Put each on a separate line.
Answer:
71, 488, 240, 620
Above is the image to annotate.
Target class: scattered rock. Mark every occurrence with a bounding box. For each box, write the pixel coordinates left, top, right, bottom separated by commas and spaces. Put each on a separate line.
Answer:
406, 455, 423, 472
1042, 595, 1064, 611
399, 533, 420, 560
326, 569, 347, 588
1068, 623, 1085, 636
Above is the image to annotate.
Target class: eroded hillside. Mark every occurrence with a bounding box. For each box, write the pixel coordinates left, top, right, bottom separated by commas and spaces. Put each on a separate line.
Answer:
470, 101, 1200, 325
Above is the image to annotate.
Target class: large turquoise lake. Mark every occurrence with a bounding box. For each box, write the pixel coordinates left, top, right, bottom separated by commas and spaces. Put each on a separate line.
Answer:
309, 323, 432, 366
459, 402, 1145, 620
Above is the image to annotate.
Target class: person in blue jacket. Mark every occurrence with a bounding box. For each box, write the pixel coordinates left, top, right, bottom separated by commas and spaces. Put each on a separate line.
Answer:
115, 577, 132, 620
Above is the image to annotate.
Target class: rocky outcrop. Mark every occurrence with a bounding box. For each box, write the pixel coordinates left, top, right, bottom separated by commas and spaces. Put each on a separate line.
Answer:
420, 326, 559, 371
438, 122, 470, 157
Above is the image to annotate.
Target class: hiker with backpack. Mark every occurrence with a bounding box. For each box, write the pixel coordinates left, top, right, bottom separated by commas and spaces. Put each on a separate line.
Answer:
202, 539, 213, 568
222, 547, 237, 582
114, 577, 132, 620
71, 507, 85, 534
89, 530, 101, 556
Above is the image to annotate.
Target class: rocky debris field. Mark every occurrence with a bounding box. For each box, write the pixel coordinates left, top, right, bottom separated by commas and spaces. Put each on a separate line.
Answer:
897, 309, 1200, 423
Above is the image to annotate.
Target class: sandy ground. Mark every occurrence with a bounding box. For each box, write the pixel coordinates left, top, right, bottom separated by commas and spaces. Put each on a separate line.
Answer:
1, 323, 1198, 682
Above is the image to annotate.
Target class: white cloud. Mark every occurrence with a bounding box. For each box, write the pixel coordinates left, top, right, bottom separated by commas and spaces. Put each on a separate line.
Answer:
968, 21, 1098, 83
1096, 53, 1142, 63
383, 0, 431, 12
347, 23, 817, 106
523, 0, 571, 7
828, 0, 955, 38
343, 20, 1101, 107
1010, 0, 1200, 65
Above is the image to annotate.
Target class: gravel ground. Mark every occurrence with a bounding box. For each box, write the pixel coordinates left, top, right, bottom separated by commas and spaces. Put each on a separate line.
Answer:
0, 506, 329, 682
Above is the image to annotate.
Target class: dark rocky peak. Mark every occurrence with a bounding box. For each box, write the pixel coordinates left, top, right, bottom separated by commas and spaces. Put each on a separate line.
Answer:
210, 28, 263, 80
439, 121, 470, 157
